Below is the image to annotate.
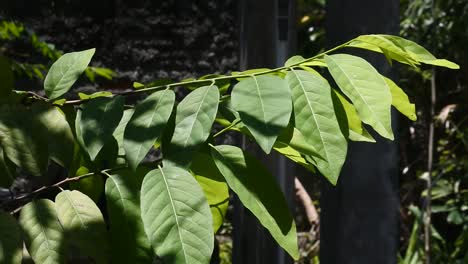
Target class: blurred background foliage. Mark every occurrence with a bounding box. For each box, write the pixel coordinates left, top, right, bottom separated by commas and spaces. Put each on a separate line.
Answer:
0, 0, 467, 263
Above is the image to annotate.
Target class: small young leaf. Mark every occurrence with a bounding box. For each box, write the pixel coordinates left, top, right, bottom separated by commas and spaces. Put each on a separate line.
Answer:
286, 69, 347, 184
210, 145, 299, 260
164, 85, 219, 169
44, 48, 95, 99
55, 190, 109, 264
325, 54, 394, 140
106, 168, 153, 264
383, 77, 417, 121
190, 152, 229, 233
140, 166, 214, 264
232, 75, 292, 153
19, 199, 65, 264
80, 96, 125, 160
0, 210, 22, 264
124, 90, 175, 170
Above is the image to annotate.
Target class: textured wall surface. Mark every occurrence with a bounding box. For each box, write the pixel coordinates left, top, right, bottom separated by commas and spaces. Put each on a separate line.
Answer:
2, 0, 238, 89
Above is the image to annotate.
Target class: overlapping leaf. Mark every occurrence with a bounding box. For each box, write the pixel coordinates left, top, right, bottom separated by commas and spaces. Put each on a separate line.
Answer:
33, 103, 75, 167
231, 75, 292, 153
190, 152, 229, 233
333, 90, 376, 142
0, 105, 48, 176
79, 96, 124, 160
286, 69, 347, 184
124, 90, 175, 170
164, 85, 219, 168
140, 166, 214, 264
106, 168, 153, 264
55, 190, 109, 264
0, 211, 22, 264
325, 54, 394, 140
19, 199, 65, 264
384, 77, 417, 121
44, 48, 95, 99
210, 145, 299, 259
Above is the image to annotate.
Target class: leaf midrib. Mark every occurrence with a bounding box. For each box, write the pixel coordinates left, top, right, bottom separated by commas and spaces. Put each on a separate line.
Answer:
182, 86, 212, 148
159, 167, 189, 262
252, 76, 269, 146
328, 56, 386, 130
290, 70, 330, 165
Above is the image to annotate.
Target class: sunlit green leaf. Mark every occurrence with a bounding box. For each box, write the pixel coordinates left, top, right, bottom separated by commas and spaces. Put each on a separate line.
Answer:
232, 75, 292, 153
333, 90, 376, 142
285, 55, 305, 67
164, 85, 219, 169
44, 48, 95, 99
211, 145, 299, 260
20, 199, 65, 264
55, 190, 109, 264
383, 77, 417, 121
140, 166, 214, 264
190, 152, 229, 233
286, 69, 347, 184
325, 54, 394, 140
124, 90, 175, 170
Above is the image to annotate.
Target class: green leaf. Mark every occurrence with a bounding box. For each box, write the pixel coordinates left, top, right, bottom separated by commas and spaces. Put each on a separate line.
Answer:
232, 75, 292, 153
164, 85, 219, 169
0, 148, 15, 188
352, 35, 419, 66
70, 166, 104, 202
325, 54, 394, 140
273, 142, 315, 172
284, 55, 305, 67
33, 104, 75, 167
124, 90, 175, 170
0, 56, 13, 99
0, 211, 22, 264
333, 90, 376, 142
210, 145, 299, 259
190, 152, 229, 233
55, 190, 109, 264
383, 77, 417, 121
78, 91, 113, 100
0, 105, 48, 176
106, 168, 153, 264
112, 109, 135, 163
19, 199, 65, 264
286, 69, 347, 184
140, 166, 214, 264
382, 35, 460, 69
80, 96, 125, 160
44, 48, 96, 99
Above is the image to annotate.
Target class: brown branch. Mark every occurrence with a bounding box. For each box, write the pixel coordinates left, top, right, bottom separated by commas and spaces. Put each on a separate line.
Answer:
295, 177, 319, 225
7, 167, 124, 205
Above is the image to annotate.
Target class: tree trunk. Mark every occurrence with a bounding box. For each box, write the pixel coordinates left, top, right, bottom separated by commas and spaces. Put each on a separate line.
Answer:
233, 0, 296, 263
320, 1, 400, 264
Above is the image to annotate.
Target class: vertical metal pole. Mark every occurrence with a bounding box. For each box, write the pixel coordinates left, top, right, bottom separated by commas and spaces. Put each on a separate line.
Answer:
234, 0, 296, 263
320, 1, 400, 264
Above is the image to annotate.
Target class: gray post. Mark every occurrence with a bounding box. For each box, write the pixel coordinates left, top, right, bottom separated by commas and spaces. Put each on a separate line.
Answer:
320, 1, 400, 264
233, 0, 296, 263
